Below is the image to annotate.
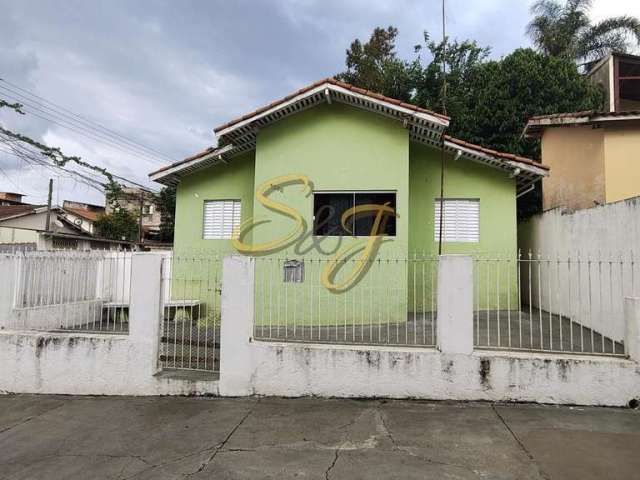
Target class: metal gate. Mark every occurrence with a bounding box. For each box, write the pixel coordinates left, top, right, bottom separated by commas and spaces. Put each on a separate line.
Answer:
158, 254, 222, 373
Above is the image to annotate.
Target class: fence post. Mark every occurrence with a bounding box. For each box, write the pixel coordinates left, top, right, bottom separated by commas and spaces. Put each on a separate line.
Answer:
625, 297, 640, 362
437, 255, 474, 355
128, 253, 163, 375
219, 255, 255, 396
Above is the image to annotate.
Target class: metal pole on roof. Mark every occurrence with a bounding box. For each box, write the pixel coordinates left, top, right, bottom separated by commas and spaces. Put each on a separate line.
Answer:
438, 0, 447, 256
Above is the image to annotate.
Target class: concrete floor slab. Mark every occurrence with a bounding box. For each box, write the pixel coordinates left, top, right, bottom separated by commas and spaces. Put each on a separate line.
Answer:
0, 395, 638, 479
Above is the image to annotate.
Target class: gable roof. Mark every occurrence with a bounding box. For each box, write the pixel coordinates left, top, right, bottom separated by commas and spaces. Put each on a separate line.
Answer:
524, 110, 640, 137
150, 79, 547, 193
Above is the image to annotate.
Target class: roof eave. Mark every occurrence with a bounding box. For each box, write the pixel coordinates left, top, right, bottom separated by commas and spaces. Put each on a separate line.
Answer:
149, 144, 235, 185
214, 82, 449, 138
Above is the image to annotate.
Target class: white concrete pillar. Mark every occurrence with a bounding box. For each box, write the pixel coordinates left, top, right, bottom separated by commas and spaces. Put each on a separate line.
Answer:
128, 253, 163, 375
219, 255, 255, 396
625, 297, 640, 362
437, 255, 474, 355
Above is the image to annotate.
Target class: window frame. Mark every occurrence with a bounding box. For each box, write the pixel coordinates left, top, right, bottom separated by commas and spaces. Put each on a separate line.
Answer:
202, 199, 242, 240
312, 190, 397, 238
433, 198, 480, 244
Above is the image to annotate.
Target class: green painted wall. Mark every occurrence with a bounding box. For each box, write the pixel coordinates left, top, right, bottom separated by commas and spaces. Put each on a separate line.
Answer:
173, 151, 255, 255
169, 105, 521, 326
170, 151, 255, 320
408, 142, 518, 311
251, 103, 409, 327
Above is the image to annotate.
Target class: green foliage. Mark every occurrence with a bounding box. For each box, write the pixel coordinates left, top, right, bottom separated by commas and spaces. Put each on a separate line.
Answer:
336, 28, 605, 218
335, 26, 419, 102
527, 0, 640, 62
450, 48, 604, 160
155, 185, 176, 242
94, 209, 139, 242
412, 33, 491, 124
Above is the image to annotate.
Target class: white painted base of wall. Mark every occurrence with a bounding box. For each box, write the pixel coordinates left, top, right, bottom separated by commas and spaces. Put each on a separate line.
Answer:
222, 340, 639, 407
0, 331, 218, 396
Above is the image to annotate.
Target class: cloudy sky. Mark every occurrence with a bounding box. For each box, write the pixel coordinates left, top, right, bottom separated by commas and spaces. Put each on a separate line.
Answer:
0, 0, 638, 206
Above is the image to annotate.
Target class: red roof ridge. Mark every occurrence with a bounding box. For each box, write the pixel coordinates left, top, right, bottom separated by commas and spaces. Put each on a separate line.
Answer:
213, 77, 449, 133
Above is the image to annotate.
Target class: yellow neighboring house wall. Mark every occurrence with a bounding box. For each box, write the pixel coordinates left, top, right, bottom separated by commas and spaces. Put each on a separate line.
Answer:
603, 121, 640, 204
541, 120, 640, 211
541, 126, 606, 211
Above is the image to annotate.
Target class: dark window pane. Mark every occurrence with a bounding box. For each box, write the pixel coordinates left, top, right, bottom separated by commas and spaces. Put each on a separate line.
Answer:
313, 193, 354, 236
354, 193, 396, 236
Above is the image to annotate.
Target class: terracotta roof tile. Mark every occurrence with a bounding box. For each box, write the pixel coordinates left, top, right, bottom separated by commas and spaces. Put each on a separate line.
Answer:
444, 135, 549, 171
64, 207, 102, 222
0, 204, 34, 220
213, 77, 449, 133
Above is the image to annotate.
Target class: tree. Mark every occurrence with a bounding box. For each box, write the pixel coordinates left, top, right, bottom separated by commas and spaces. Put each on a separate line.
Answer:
335, 26, 419, 102
527, 0, 640, 63
155, 185, 176, 242
412, 33, 491, 132
452, 48, 604, 160
94, 209, 139, 242
337, 28, 605, 218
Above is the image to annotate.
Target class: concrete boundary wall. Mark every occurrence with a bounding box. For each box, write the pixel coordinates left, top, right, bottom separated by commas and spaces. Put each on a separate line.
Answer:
219, 255, 640, 407
0, 254, 218, 396
1, 253, 639, 404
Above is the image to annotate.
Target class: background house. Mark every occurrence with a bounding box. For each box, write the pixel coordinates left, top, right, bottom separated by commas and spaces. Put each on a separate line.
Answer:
0, 192, 28, 206
586, 52, 640, 113
524, 110, 640, 211
0, 204, 133, 251
105, 186, 162, 241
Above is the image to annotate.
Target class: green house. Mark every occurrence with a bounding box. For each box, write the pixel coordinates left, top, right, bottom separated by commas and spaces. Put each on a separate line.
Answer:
149, 79, 548, 335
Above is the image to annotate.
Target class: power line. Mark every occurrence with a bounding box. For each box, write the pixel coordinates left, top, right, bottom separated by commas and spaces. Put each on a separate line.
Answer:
0, 78, 176, 164
0, 132, 158, 193
0, 89, 169, 167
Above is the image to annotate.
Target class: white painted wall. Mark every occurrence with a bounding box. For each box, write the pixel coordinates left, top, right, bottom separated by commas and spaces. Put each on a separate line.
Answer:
0, 253, 218, 396
218, 256, 640, 407
519, 199, 640, 341
2, 253, 640, 405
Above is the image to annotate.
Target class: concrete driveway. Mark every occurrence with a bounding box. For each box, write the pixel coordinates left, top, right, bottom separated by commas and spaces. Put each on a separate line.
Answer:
0, 395, 638, 479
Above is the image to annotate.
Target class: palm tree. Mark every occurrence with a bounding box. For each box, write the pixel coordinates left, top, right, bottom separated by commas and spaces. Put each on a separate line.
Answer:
527, 0, 640, 62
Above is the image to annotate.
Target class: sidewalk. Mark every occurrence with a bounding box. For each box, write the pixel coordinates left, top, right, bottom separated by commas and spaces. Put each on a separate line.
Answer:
0, 395, 638, 479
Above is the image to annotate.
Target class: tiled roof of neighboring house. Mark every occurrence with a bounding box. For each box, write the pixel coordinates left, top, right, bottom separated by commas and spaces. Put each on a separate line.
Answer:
0, 204, 34, 220
64, 207, 101, 222
525, 110, 640, 137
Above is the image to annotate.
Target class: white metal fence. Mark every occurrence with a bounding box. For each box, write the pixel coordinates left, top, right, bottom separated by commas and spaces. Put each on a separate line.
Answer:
473, 252, 637, 356
2, 251, 132, 333
158, 254, 222, 373
252, 256, 438, 347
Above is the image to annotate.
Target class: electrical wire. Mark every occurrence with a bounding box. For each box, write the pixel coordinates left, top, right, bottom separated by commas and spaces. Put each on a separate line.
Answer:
0, 78, 176, 164
0, 90, 169, 167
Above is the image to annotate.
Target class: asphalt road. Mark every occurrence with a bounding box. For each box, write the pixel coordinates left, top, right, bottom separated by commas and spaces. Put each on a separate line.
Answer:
1, 395, 639, 479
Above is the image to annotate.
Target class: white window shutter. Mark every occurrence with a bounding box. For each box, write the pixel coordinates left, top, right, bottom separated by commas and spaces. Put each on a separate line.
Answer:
203, 200, 241, 239
434, 199, 479, 243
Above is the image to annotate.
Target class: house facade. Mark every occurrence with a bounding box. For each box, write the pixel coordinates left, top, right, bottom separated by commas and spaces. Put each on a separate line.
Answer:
586, 52, 640, 113
150, 79, 547, 315
525, 111, 640, 211
0, 204, 133, 251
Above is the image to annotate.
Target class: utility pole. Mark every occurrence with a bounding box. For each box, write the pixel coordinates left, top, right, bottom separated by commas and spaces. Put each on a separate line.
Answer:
438, 0, 447, 256
138, 190, 144, 244
45, 178, 53, 233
